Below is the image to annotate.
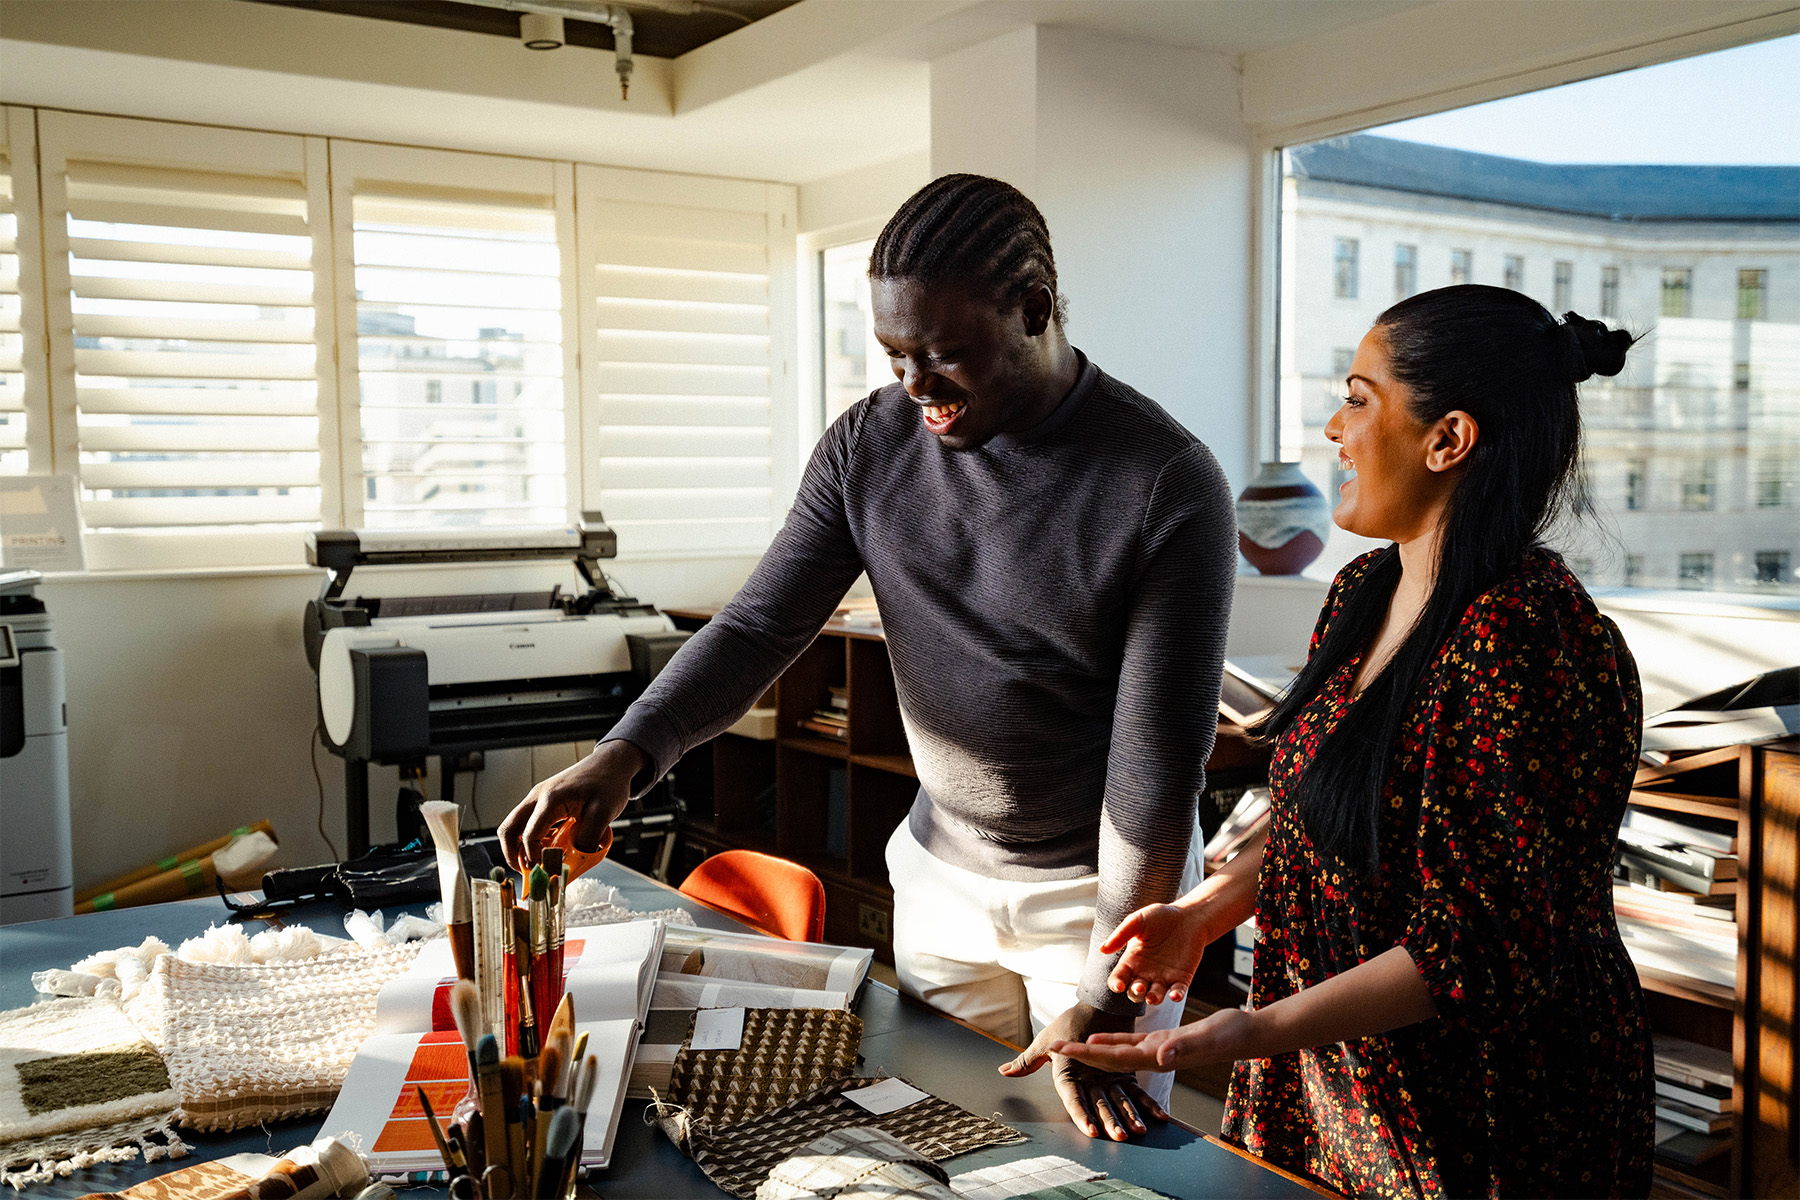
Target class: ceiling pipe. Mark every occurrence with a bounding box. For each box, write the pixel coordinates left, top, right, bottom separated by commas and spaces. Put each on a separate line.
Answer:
456, 0, 658, 98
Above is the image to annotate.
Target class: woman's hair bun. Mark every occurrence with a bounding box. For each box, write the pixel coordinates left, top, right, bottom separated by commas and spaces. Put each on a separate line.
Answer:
1560, 311, 1633, 382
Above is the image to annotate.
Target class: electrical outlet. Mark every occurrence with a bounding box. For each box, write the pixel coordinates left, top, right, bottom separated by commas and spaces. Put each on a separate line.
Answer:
452, 751, 485, 772
858, 903, 890, 942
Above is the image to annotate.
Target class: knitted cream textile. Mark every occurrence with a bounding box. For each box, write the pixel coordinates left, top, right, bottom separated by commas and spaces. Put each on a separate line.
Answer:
125, 942, 420, 1132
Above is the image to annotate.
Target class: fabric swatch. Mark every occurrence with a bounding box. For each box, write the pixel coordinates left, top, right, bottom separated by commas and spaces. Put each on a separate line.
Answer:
667, 1007, 864, 1129
754, 1126, 956, 1200
948, 1156, 1107, 1200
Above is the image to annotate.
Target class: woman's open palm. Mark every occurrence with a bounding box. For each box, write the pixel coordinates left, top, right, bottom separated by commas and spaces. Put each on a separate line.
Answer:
1102, 903, 1211, 1005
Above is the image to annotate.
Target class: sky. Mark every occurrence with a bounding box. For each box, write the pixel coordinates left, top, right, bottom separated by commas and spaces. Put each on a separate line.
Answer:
1373, 32, 1800, 165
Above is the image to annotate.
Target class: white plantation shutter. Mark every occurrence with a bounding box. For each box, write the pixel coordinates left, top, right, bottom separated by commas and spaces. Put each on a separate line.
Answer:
0, 108, 48, 475
576, 166, 796, 557
37, 113, 334, 569
330, 142, 578, 530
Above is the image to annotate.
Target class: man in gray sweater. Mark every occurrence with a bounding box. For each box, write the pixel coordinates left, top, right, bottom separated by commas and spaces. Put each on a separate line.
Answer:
502, 174, 1236, 1140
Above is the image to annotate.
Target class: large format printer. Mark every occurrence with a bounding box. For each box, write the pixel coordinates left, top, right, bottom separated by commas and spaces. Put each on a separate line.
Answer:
304, 517, 688, 858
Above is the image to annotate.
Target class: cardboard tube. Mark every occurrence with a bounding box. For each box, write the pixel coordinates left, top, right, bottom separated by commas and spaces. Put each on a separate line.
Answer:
74, 820, 276, 905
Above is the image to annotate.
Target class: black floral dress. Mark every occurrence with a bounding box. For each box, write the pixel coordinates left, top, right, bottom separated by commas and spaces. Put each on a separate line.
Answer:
1221, 550, 1655, 1199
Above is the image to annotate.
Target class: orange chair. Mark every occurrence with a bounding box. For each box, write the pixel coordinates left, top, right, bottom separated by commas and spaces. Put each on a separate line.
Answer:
678, 849, 826, 942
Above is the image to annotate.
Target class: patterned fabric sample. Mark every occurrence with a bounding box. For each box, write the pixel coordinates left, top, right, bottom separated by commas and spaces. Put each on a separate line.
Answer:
755, 1126, 956, 1200
653, 1075, 1026, 1199
125, 941, 421, 1131
1222, 551, 1656, 1198
667, 1008, 863, 1128
0, 997, 187, 1189
1014, 1183, 1171, 1200
947, 1156, 1105, 1200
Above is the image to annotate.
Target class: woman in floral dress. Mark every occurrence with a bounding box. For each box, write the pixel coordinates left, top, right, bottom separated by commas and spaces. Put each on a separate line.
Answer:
1043, 285, 1656, 1198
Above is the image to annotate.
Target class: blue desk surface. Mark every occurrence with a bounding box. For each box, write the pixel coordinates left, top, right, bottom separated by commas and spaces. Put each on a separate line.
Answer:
0, 862, 1322, 1200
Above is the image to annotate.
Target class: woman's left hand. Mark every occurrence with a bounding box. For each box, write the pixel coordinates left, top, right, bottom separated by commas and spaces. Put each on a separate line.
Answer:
1049, 1006, 1260, 1073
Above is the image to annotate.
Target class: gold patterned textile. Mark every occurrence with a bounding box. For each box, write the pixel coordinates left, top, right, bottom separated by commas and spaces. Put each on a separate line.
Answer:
667, 1008, 863, 1128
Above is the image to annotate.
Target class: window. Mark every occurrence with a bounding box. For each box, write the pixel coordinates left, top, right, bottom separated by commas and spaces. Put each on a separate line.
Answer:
36, 112, 329, 569
0, 116, 30, 475
1738, 268, 1768, 319
335, 144, 571, 531
1333, 238, 1359, 299
1504, 254, 1524, 291
1393, 243, 1416, 300
1625, 459, 1648, 511
1449, 248, 1472, 286
576, 163, 793, 557
1661, 268, 1693, 317
1679, 459, 1716, 511
1678, 552, 1714, 589
821, 239, 880, 425
1274, 33, 1800, 596
1756, 550, 1792, 585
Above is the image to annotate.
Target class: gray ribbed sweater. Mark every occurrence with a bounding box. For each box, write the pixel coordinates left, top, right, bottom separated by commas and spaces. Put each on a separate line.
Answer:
607, 354, 1237, 1013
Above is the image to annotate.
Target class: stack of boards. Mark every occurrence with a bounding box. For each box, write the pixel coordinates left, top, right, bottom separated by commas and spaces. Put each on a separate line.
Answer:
1652, 1033, 1734, 1167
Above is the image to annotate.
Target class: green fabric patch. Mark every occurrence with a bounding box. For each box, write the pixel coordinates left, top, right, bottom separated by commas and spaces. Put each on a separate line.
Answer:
16, 1048, 171, 1116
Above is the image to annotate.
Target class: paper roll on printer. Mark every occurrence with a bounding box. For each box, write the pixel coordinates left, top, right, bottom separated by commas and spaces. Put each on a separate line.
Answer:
0, 569, 73, 924
303, 520, 689, 855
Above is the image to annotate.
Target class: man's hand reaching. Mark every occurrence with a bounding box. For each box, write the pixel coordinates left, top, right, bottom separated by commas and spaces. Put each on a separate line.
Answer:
498, 739, 646, 871
997, 1003, 1169, 1141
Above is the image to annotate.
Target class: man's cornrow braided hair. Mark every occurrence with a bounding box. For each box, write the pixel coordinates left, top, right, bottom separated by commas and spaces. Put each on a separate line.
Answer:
870, 174, 1067, 323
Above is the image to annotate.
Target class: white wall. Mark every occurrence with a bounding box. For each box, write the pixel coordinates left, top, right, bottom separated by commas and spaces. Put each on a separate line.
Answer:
39, 554, 760, 890
928, 26, 1255, 489
798, 151, 930, 236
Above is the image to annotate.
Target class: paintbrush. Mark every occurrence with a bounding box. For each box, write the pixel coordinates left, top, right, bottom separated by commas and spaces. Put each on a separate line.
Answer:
511, 906, 539, 1066
534, 1107, 582, 1200
447, 979, 483, 1087
500, 1057, 527, 1194
518, 1093, 536, 1192
544, 993, 575, 1098
499, 875, 517, 1057
543, 847, 566, 1013
527, 865, 550, 1030
562, 1054, 598, 1199
571, 1029, 588, 1070
532, 1038, 564, 1173
475, 1034, 508, 1179
415, 1084, 457, 1177
421, 800, 474, 981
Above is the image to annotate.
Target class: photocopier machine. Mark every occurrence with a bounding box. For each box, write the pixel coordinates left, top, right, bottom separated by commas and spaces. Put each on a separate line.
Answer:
304, 516, 689, 859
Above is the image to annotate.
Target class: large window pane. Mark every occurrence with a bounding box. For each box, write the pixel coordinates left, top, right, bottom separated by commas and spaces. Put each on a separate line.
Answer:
821, 239, 882, 425
1277, 33, 1800, 595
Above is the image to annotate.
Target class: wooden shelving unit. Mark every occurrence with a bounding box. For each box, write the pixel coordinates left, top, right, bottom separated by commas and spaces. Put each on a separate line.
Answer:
1631, 738, 1800, 1200
664, 606, 1272, 976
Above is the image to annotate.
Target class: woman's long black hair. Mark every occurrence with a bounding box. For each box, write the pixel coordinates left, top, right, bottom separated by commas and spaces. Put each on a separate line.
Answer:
1251, 284, 1635, 873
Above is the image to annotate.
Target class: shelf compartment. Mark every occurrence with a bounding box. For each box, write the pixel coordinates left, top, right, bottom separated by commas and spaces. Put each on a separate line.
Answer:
848, 637, 909, 758
711, 733, 776, 839
848, 762, 917, 883
851, 752, 916, 778
778, 633, 847, 742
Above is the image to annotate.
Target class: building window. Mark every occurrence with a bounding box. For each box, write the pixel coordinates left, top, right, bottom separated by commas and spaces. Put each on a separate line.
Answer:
1757, 550, 1793, 585
1334, 238, 1359, 299
1394, 244, 1417, 300
1661, 268, 1693, 317
1553, 261, 1573, 313
1679, 459, 1717, 511
1624, 555, 1644, 587
1449, 248, 1472, 286
1504, 255, 1524, 291
425, 380, 442, 404
1735, 362, 1753, 390
1625, 459, 1648, 511
1601, 266, 1620, 318
1738, 268, 1768, 320
1678, 552, 1714, 590
1759, 457, 1795, 508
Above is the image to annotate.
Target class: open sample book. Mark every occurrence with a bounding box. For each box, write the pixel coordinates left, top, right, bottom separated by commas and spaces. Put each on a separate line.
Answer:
319, 921, 665, 1174
632, 926, 874, 1097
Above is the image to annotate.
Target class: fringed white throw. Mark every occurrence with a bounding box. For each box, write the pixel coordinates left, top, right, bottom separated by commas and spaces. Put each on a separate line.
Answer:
0, 997, 187, 1190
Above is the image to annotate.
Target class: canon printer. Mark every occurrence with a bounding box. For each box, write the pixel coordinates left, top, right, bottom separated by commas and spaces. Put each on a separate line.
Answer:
304, 515, 688, 857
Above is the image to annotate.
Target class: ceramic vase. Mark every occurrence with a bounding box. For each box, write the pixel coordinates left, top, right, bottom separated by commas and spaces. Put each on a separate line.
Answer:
1236, 462, 1331, 575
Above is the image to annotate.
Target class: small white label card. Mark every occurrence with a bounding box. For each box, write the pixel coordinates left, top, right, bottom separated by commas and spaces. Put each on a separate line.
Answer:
0, 476, 86, 573
845, 1077, 930, 1115
690, 1006, 746, 1052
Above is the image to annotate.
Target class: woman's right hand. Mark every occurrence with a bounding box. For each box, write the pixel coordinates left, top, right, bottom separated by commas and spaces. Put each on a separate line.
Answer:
1101, 902, 1214, 1005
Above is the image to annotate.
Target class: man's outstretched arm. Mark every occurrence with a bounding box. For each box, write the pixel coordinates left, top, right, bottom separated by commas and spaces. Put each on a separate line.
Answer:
500, 409, 869, 868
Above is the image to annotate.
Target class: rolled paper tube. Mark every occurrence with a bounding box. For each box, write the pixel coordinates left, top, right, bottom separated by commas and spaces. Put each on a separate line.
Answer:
74, 820, 274, 905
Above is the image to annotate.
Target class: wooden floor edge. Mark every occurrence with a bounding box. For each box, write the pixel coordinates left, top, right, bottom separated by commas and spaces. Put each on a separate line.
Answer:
1203, 1135, 1342, 1197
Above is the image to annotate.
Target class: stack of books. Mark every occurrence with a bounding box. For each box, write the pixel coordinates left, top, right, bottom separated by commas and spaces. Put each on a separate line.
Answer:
1613, 805, 1738, 989
800, 686, 849, 742
1652, 1034, 1734, 1167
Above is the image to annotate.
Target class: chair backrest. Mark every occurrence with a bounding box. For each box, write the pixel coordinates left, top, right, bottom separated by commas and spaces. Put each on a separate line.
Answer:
678, 849, 826, 942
